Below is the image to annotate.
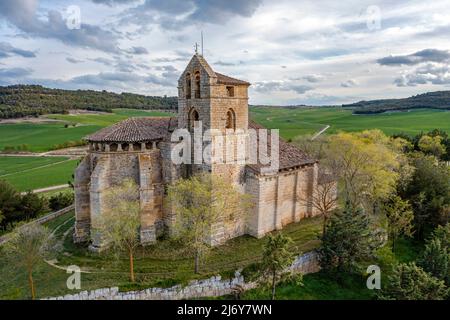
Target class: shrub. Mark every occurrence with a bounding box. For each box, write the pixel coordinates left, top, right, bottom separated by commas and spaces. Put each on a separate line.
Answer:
48, 192, 74, 211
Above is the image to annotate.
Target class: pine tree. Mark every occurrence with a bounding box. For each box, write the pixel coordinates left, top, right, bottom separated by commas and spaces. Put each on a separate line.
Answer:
418, 239, 449, 286
318, 205, 381, 274
379, 262, 448, 300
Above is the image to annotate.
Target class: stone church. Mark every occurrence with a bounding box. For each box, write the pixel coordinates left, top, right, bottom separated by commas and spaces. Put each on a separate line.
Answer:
74, 54, 322, 250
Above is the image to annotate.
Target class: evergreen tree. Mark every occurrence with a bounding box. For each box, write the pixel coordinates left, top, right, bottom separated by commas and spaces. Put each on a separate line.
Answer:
418, 239, 449, 286
259, 233, 297, 300
379, 262, 448, 300
318, 205, 381, 274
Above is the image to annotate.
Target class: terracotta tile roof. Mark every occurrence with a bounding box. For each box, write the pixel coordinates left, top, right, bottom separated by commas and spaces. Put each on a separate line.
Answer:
246, 121, 316, 174
215, 72, 250, 86
86, 117, 176, 143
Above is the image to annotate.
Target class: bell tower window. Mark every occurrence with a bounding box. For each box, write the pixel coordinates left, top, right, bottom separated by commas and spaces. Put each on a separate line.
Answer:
225, 108, 236, 130
186, 73, 191, 99
194, 71, 201, 98
188, 108, 200, 130
226, 86, 234, 97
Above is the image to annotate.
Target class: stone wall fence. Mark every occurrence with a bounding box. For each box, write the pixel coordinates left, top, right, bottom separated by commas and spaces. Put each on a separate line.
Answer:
43, 251, 320, 300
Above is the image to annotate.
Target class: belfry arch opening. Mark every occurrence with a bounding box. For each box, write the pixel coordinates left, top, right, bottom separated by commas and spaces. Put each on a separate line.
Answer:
185, 73, 191, 99
188, 108, 200, 130
225, 108, 236, 130
194, 71, 201, 98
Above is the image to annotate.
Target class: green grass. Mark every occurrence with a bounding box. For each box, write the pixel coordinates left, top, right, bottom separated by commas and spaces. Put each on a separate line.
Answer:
45, 108, 173, 126
0, 157, 79, 191
0, 109, 173, 153
0, 156, 69, 176
242, 272, 375, 300
0, 123, 102, 152
0, 214, 322, 299
250, 107, 450, 140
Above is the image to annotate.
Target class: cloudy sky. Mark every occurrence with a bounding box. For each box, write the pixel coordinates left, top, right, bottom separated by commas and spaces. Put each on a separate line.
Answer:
1, 0, 450, 105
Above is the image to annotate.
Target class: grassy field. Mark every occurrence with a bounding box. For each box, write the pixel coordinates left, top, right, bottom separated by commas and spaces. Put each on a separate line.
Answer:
250, 107, 450, 140
0, 156, 79, 191
0, 212, 321, 299
1, 107, 449, 152
0, 109, 173, 152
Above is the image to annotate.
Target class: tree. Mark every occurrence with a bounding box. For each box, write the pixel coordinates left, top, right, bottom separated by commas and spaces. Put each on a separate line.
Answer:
418, 239, 449, 286
318, 205, 381, 274
94, 179, 141, 282
48, 192, 74, 211
418, 135, 446, 158
383, 195, 414, 252
293, 134, 329, 160
166, 173, 252, 273
401, 153, 450, 239
4, 224, 57, 299
259, 233, 297, 300
379, 262, 448, 300
0, 180, 21, 228
309, 173, 338, 234
323, 130, 401, 213
433, 223, 450, 248
20, 192, 47, 220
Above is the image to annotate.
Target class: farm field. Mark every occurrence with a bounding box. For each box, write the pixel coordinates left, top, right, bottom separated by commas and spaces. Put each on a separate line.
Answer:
0, 109, 173, 153
0, 156, 78, 192
250, 107, 450, 140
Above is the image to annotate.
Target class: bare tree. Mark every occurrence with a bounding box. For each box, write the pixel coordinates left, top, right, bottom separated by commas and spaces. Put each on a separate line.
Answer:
309, 173, 338, 234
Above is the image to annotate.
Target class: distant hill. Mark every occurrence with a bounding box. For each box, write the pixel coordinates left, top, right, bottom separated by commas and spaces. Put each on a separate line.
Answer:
343, 91, 450, 114
0, 85, 177, 119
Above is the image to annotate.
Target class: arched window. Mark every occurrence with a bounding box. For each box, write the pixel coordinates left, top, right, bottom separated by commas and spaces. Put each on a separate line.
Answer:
225, 108, 236, 130
194, 71, 201, 98
188, 108, 200, 130
185, 73, 191, 99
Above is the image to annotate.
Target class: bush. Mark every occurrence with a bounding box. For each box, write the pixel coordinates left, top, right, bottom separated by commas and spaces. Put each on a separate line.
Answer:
0, 180, 48, 229
48, 192, 74, 211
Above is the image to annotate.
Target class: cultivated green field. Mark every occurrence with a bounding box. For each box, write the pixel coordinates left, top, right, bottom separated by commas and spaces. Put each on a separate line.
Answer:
0, 109, 173, 153
45, 108, 173, 126
250, 107, 450, 140
0, 156, 78, 191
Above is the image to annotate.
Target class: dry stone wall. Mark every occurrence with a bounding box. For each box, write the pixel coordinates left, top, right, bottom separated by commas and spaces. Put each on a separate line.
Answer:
44, 251, 319, 300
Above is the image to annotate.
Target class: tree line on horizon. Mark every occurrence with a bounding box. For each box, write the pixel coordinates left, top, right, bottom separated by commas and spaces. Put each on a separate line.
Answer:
343, 90, 450, 114
0, 85, 178, 119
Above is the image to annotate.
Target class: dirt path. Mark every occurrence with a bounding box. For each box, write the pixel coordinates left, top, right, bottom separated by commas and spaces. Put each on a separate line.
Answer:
21, 184, 70, 195
311, 125, 330, 140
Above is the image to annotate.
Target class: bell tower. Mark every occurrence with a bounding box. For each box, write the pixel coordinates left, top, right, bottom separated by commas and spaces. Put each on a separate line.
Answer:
177, 54, 251, 187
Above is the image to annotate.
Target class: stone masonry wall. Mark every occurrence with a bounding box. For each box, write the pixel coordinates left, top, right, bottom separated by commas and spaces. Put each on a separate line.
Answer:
44, 251, 319, 300
249, 165, 319, 238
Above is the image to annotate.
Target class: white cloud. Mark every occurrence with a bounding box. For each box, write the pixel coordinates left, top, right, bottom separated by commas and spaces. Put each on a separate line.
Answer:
0, 0, 450, 104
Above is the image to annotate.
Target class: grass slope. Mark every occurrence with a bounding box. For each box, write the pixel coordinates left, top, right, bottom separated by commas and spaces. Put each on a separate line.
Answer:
0, 213, 321, 299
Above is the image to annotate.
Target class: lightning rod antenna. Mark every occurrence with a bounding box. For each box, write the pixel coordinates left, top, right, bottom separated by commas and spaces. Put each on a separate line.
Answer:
201, 31, 204, 57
